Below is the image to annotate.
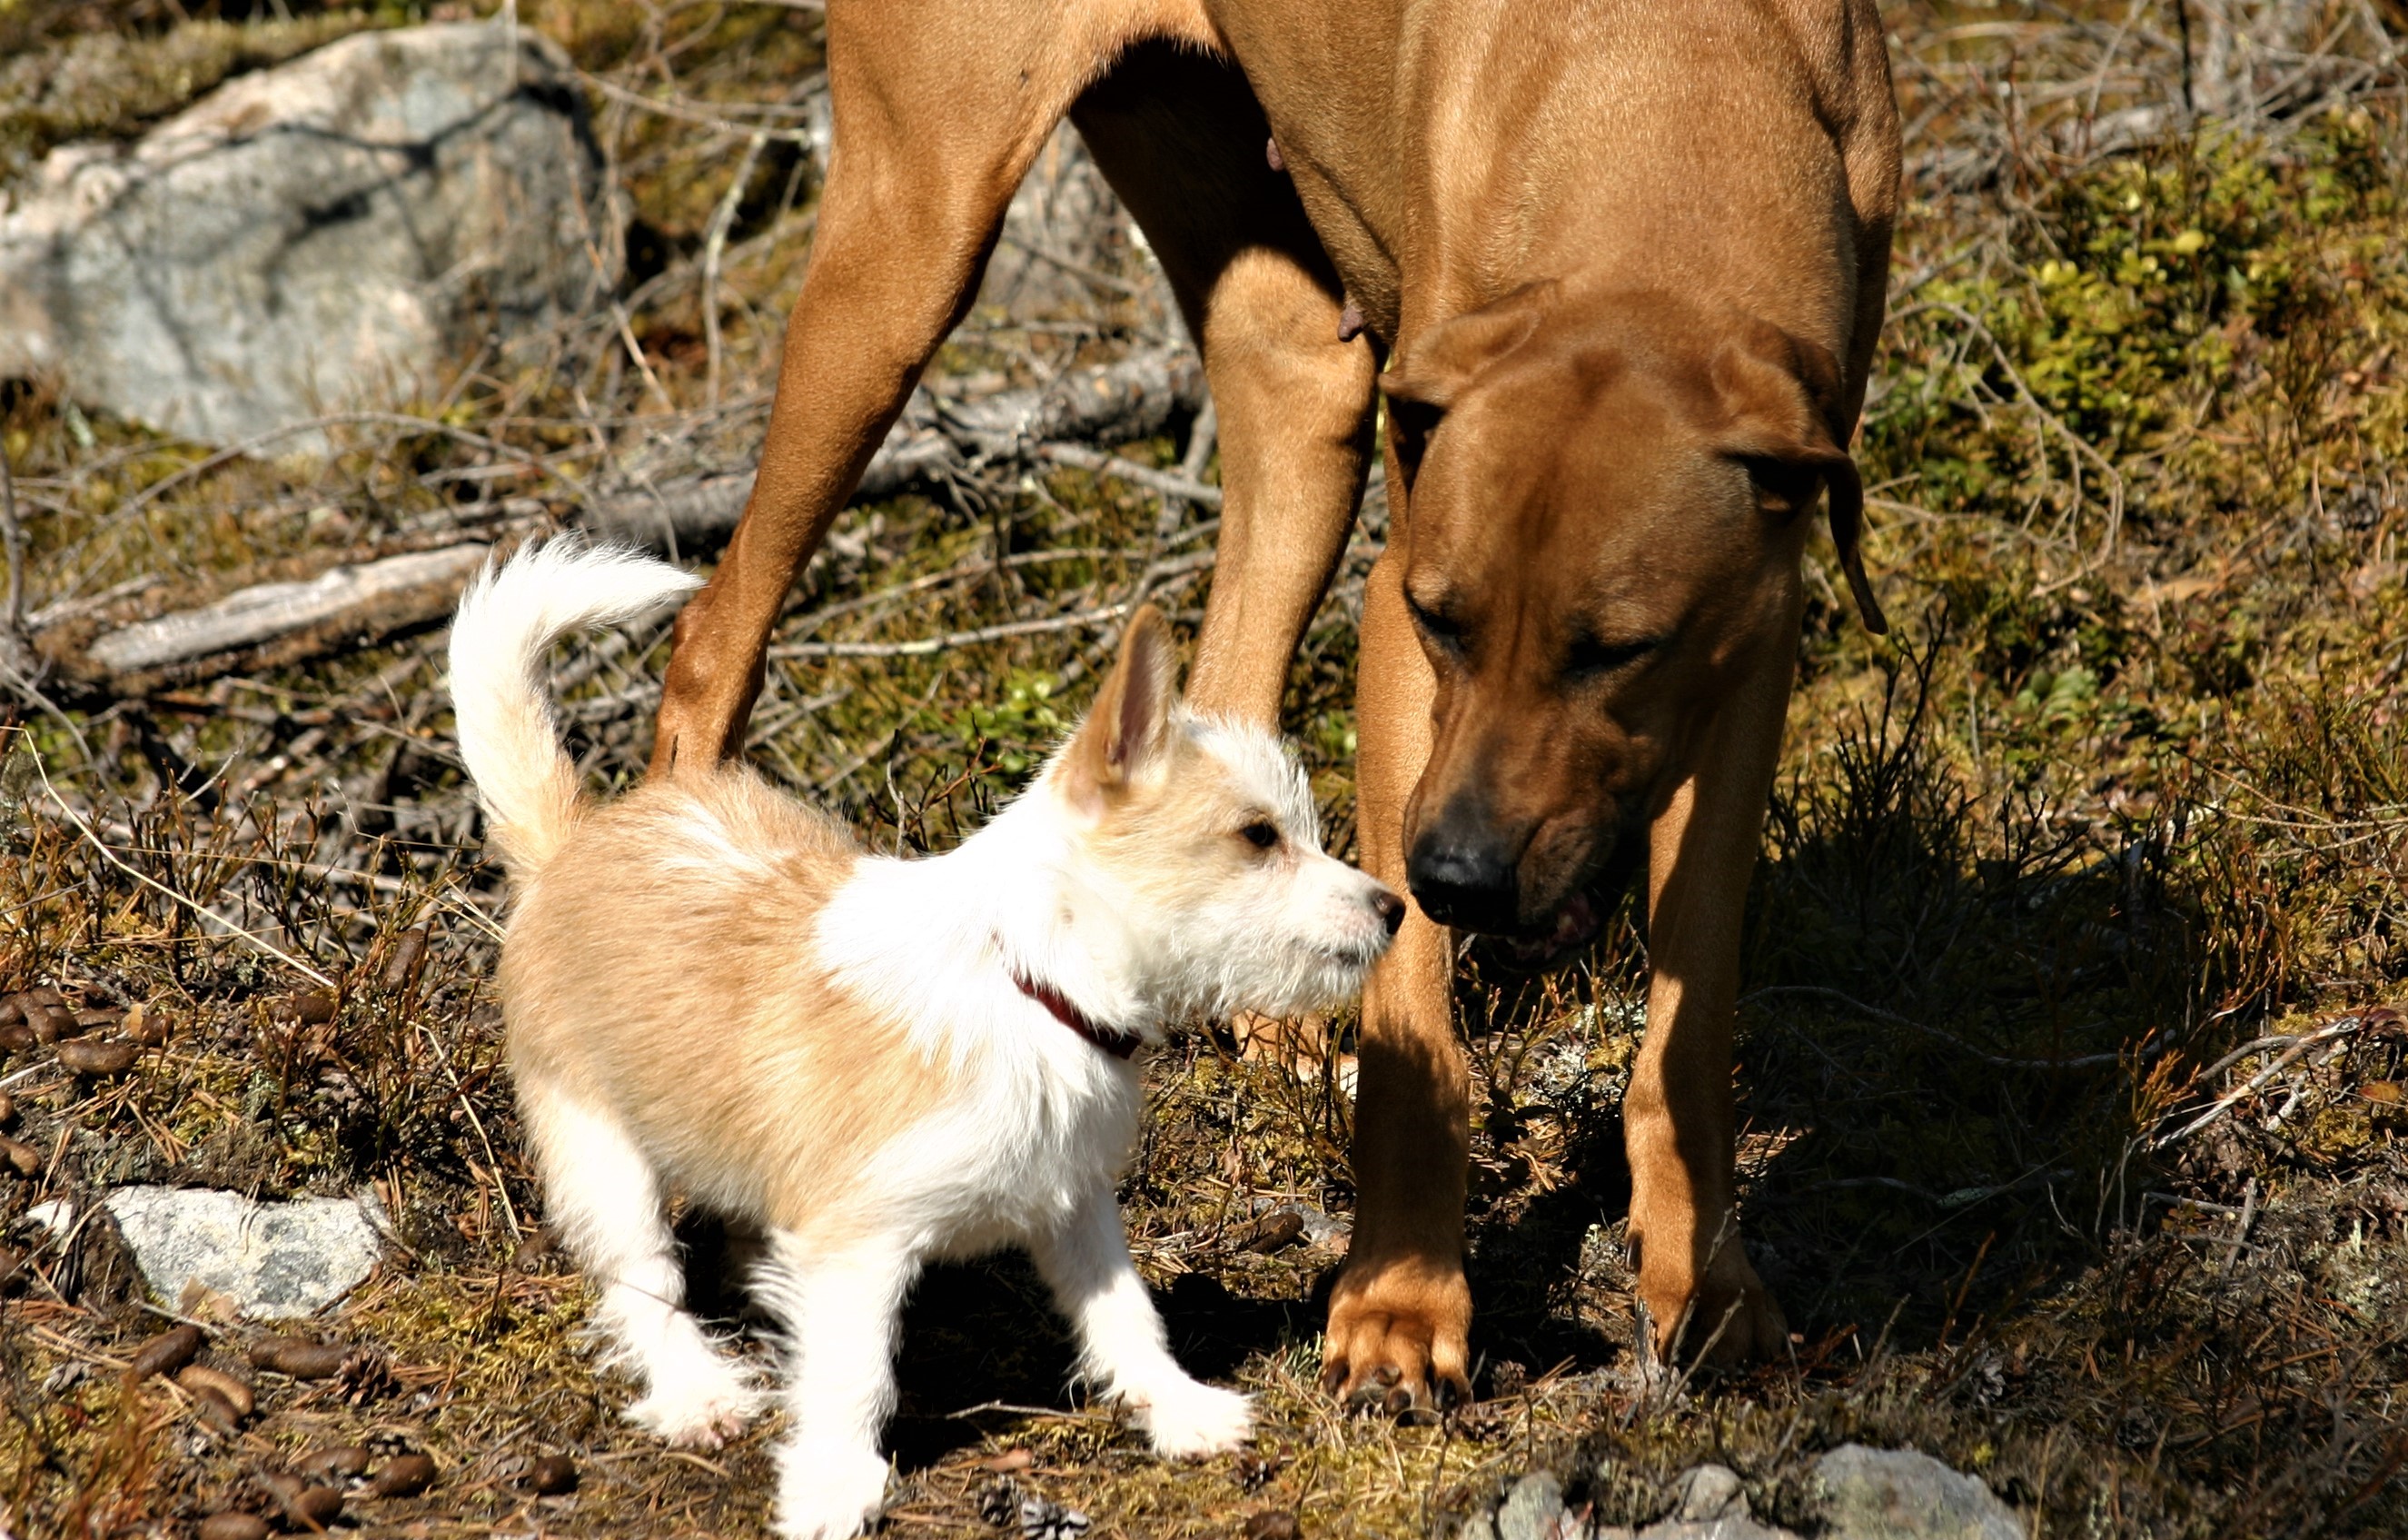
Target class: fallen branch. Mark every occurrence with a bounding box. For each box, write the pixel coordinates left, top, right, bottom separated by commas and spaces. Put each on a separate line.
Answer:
60, 544, 491, 695
591, 343, 1209, 549
766, 551, 1214, 660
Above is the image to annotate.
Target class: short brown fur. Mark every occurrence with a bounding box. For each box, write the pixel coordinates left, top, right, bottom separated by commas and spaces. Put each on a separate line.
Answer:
651, 0, 1900, 1396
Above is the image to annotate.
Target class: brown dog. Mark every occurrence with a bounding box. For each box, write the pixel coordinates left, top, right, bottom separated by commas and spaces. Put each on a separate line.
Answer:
650, 0, 1898, 1405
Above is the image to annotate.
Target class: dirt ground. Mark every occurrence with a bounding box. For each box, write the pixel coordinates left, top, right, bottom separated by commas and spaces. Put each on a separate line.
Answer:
2, 1, 2404, 1536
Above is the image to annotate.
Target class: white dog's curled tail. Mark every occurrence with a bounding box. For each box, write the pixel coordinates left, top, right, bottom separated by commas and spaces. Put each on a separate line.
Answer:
448, 537, 701, 875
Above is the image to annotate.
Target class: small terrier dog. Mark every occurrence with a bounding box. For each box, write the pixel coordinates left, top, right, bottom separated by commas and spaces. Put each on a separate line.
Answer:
448, 540, 1403, 1539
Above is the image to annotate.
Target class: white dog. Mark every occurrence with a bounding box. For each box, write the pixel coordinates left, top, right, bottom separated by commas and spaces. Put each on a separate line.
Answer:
448, 540, 1402, 1539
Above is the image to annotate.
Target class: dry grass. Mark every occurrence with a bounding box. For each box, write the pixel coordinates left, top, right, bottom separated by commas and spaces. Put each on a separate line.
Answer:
2, 1, 2406, 1535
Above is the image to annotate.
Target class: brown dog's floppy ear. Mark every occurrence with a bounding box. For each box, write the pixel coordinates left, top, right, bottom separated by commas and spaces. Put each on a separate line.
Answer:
1713, 325, 1888, 635
1065, 604, 1178, 804
1380, 280, 1560, 489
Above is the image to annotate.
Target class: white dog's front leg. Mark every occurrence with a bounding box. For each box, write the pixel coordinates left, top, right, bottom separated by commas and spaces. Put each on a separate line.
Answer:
1031, 1188, 1253, 1457
755, 1235, 917, 1540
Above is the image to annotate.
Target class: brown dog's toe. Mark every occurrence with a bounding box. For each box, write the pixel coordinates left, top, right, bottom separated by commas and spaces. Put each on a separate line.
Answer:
1319, 1260, 1474, 1418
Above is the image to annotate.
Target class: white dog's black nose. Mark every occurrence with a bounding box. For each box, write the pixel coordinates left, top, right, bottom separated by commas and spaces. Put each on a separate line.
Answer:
1372, 889, 1407, 935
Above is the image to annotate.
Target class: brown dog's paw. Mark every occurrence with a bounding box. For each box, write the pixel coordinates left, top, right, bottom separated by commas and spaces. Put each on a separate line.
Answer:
1316, 1258, 1472, 1417
1639, 1243, 1789, 1367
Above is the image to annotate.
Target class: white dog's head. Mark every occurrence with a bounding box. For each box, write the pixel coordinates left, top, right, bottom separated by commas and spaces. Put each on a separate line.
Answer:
1040, 607, 1403, 1022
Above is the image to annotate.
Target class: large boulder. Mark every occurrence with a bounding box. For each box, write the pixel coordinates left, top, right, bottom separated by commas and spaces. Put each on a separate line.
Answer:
0, 21, 613, 453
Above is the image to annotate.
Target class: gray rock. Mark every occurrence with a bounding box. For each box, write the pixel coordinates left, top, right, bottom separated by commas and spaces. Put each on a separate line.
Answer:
1634, 1518, 1798, 1540
1813, 1445, 2020, 1540
1670, 1465, 1749, 1523
1492, 1473, 1566, 1540
1632, 1466, 1798, 1540
103, 1186, 389, 1318
0, 21, 611, 452
1633, 1515, 1798, 1540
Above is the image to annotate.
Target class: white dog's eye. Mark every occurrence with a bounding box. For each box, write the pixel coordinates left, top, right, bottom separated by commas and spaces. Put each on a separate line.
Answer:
1238, 820, 1279, 850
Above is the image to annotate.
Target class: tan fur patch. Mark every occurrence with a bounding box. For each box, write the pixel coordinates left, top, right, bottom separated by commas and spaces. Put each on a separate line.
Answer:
503, 770, 955, 1250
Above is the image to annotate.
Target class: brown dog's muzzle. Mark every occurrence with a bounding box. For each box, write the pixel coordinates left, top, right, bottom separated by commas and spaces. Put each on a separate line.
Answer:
1406, 784, 1641, 956
1407, 789, 1529, 935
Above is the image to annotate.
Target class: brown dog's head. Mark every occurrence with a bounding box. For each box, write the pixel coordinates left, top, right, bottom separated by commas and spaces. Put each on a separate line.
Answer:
1382, 285, 1885, 959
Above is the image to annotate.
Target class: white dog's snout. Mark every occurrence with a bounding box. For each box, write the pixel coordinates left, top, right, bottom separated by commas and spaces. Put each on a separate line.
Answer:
1320, 861, 1404, 967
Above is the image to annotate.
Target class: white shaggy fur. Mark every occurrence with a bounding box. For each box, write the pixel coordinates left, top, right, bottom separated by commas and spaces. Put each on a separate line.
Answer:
448, 540, 1400, 1540
448, 539, 700, 868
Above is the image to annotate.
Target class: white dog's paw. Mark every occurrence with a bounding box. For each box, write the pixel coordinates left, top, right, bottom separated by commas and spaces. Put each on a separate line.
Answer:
1133, 1377, 1254, 1457
773, 1440, 889, 1540
626, 1359, 764, 1448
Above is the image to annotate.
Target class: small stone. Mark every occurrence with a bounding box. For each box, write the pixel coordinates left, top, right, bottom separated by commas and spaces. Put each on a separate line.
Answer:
526, 1453, 579, 1495
199, 1514, 271, 1540
370, 1452, 437, 1497
104, 1187, 388, 1319
295, 1445, 370, 1483
510, 1227, 552, 1269
253, 1337, 353, 1379
1495, 1473, 1564, 1540
0, 1137, 36, 1176
1244, 1510, 1302, 1540
1016, 1496, 1090, 1540
179, 1363, 255, 1417
1671, 1465, 1748, 1522
1812, 1445, 2019, 1540
127, 1324, 206, 1380
57, 1038, 138, 1075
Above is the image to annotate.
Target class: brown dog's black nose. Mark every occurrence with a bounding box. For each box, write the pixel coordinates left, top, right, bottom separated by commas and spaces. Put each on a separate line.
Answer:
1408, 822, 1521, 934
1372, 889, 1407, 935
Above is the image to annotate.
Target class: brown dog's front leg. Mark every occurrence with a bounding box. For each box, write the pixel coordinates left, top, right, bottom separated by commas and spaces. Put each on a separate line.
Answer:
1623, 631, 1799, 1366
1319, 541, 1473, 1413
649, 18, 1094, 779
649, 169, 995, 778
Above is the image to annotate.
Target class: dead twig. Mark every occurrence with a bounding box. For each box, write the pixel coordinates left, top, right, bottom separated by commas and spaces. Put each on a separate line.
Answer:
30, 751, 338, 989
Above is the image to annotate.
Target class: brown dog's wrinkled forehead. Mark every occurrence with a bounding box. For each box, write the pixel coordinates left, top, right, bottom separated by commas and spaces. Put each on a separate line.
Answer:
1386, 284, 1885, 637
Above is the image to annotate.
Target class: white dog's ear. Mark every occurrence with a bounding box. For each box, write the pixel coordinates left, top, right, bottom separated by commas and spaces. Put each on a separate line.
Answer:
1066, 605, 1177, 804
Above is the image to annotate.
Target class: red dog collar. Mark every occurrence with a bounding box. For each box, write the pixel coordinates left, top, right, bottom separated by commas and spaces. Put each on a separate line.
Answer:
1013, 971, 1139, 1060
